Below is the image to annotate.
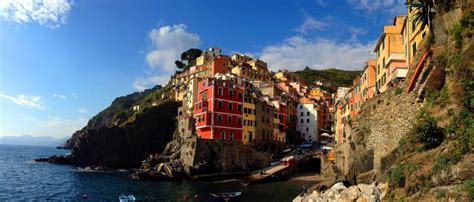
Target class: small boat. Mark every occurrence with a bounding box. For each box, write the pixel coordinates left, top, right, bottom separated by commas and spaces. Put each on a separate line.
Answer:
210, 191, 241, 201
119, 194, 136, 202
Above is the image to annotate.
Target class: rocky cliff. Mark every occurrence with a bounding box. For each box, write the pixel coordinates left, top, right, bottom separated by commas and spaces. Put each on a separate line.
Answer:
57, 85, 169, 149
331, 6, 473, 201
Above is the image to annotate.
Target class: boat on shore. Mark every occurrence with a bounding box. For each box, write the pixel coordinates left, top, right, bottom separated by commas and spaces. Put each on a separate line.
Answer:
210, 191, 241, 201
119, 194, 136, 202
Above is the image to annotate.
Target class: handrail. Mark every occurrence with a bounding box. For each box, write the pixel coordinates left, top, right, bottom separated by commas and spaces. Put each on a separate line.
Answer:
406, 48, 432, 93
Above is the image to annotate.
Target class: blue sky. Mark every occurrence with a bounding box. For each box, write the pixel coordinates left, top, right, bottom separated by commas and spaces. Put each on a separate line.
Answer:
0, 0, 405, 138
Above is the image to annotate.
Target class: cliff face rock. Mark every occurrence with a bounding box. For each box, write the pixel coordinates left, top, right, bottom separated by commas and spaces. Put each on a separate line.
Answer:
68, 100, 180, 168
57, 85, 166, 149
192, 139, 271, 174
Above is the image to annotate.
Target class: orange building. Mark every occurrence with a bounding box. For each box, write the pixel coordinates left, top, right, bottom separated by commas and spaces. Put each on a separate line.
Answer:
374, 16, 406, 93
350, 76, 362, 119
360, 59, 376, 101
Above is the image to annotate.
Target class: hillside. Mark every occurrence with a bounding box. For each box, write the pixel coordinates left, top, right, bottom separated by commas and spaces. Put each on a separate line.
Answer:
59, 83, 174, 149
293, 67, 361, 87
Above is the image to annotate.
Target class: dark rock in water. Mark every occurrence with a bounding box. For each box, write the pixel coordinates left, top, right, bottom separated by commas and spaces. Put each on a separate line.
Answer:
45, 100, 180, 169
35, 155, 71, 164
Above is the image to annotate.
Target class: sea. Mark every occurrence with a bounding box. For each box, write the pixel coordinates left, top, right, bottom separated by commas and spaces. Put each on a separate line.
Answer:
0, 145, 304, 201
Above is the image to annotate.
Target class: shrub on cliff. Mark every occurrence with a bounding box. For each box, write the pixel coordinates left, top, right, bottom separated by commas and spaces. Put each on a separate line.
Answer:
413, 108, 444, 150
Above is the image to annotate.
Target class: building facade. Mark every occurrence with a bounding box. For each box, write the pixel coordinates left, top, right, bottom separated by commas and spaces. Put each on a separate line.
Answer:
297, 98, 319, 143
193, 78, 244, 141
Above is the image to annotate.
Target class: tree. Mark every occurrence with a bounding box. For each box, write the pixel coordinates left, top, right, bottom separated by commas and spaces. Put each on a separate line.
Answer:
175, 60, 186, 69
180, 48, 203, 66
407, 0, 435, 35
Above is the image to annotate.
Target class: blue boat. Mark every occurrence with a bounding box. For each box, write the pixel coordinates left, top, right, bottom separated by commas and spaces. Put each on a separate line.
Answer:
119, 194, 136, 202
210, 191, 241, 201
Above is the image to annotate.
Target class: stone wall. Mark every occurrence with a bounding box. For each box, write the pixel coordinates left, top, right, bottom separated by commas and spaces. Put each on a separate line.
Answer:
334, 84, 422, 183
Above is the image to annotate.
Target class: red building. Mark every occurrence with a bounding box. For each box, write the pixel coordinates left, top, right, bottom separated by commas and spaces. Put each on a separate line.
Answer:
193, 78, 244, 141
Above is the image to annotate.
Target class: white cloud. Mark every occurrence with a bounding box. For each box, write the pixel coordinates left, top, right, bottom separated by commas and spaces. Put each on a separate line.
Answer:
53, 94, 66, 99
134, 24, 201, 91
145, 24, 201, 73
78, 108, 87, 113
36, 116, 87, 138
258, 36, 374, 71
132, 75, 170, 91
347, 0, 405, 16
0, 0, 73, 28
0, 93, 46, 110
315, 0, 327, 7
294, 16, 328, 34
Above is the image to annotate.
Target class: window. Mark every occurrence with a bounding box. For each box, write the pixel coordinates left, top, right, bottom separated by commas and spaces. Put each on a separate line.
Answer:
300, 105, 302, 109
238, 104, 242, 112
307, 112, 310, 116
307, 119, 310, 123
243, 119, 246, 125
228, 103, 233, 110
412, 20, 416, 33
237, 118, 242, 125
266, 107, 269, 113
267, 117, 270, 124
300, 112, 303, 116
202, 92, 207, 100
229, 131, 234, 140
301, 119, 303, 123
238, 92, 242, 99
422, 31, 426, 38
229, 90, 233, 98
382, 58, 385, 68
217, 115, 222, 123
218, 101, 223, 109
228, 116, 232, 124
262, 116, 265, 122
221, 131, 225, 140
218, 88, 223, 96
306, 127, 309, 132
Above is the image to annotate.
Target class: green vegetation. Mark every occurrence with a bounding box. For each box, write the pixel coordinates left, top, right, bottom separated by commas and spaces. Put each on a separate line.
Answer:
463, 178, 474, 200
412, 108, 444, 150
436, 190, 446, 199
395, 87, 402, 95
388, 164, 405, 187
409, 0, 435, 35
431, 153, 448, 174
293, 68, 361, 89
175, 48, 203, 70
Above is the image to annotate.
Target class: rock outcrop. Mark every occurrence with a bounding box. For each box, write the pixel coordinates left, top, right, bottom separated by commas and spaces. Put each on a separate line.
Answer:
41, 100, 180, 168
293, 182, 388, 202
134, 139, 271, 180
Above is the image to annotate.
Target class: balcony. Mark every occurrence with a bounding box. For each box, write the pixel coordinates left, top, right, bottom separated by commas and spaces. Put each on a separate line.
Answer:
385, 53, 406, 68
392, 68, 408, 80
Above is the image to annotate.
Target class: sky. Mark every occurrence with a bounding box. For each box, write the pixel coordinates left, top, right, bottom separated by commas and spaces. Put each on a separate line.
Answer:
0, 0, 406, 139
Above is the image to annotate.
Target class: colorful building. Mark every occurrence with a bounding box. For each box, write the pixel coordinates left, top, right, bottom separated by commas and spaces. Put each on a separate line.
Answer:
272, 99, 287, 143
360, 59, 376, 102
193, 78, 244, 141
374, 16, 406, 93
296, 97, 319, 143
405, 1, 431, 66
256, 97, 274, 141
242, 82, 257, 144
350, 76, 362, 119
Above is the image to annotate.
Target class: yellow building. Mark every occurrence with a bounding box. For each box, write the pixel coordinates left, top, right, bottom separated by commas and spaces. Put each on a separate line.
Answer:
406, 1, 431, 66
374, 16, 405, 93
243, 88, 257, 145
309, 88, 325, 99
246, 59, 269, 75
